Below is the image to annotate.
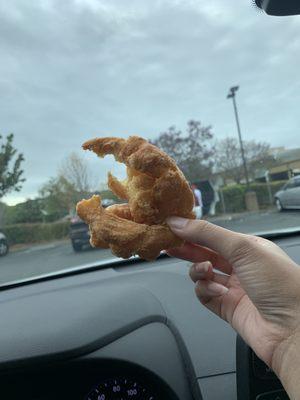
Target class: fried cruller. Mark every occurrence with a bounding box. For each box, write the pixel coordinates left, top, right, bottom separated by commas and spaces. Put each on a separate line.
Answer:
76, 136, 195, 260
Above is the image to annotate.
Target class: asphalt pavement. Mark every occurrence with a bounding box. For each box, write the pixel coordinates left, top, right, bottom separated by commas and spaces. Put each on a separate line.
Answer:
210, 209, 300, 234
0, 210, 299, 285
0, 241, 115, 285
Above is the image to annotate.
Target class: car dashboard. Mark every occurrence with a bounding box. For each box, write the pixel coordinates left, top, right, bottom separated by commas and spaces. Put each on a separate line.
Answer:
0, 234, 300, 399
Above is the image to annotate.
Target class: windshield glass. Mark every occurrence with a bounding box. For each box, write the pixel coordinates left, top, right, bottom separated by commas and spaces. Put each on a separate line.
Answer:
1, 0, 300, 283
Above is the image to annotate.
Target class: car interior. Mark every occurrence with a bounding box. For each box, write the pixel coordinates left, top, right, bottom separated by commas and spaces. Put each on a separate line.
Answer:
1, 0, 300, 399
0, 229, 298, 399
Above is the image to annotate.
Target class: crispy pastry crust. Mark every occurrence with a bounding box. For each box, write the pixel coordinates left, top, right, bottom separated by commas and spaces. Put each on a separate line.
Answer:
77, 195, 183, 260
76, 136, 195, 260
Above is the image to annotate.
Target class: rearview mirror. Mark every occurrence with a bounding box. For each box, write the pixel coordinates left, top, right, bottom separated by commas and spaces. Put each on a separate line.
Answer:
255, 0, 300, 16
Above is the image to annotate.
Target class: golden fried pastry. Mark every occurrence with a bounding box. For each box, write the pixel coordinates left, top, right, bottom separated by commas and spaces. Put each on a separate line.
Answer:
76, 136, 195, 260
77, 195, 183, 260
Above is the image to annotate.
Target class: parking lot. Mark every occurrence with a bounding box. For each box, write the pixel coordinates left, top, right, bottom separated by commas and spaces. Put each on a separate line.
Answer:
0, 210, 299, 285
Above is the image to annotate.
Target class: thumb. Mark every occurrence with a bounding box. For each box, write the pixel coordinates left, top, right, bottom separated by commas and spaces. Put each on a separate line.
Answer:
167, 217, 242, 260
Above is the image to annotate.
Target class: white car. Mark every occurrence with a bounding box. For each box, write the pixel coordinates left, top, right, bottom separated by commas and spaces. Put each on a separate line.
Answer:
274, 176, 300, 211
0, 232, 9, 256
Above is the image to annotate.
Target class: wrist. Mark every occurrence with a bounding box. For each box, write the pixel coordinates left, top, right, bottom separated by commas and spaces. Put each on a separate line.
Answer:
272, 330, 300, 399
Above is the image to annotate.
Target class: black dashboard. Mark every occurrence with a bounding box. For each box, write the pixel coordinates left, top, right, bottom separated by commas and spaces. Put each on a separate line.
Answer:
1, 234, 300, 399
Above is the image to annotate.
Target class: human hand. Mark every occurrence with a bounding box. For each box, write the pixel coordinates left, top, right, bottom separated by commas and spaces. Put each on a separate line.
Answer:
167, 217, 300, 398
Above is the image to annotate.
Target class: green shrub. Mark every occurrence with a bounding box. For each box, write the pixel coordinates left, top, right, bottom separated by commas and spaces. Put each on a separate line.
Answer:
217, 180, 287, 214
218, 185, 246, 213
2, 221, 70, 245
4, 199, 44, 224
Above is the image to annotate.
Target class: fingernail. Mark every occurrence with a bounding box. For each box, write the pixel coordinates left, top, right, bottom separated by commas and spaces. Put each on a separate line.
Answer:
167, 217, 189, 229
196, 262, 210, 273
193, 270, 207, 279
206, 282, 229, 296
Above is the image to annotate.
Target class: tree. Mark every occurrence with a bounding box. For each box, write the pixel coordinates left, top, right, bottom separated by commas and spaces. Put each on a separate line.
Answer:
4, 199, 44, 224
215, 137, 274, 184
0, 202, 8, 227
214, 137, 244, 184
59, 152, 93, 193
245, 140, 275, 177
39, 175, 80, 220
0, 133, 25, 199
151, 120, 215, 181
39, 152, 95, 220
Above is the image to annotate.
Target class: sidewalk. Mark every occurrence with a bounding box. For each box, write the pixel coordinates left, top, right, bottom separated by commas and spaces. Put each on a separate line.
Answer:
208, 208, 276, 224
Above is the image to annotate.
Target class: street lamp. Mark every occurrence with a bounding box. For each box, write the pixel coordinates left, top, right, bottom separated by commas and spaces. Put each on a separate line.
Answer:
227, 86, 250, 188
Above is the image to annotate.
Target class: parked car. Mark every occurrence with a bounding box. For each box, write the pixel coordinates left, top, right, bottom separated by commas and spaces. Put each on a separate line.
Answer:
69, 199, 116, 251
0, 232, 9, 256
69, 216, 90, 252
274, 176, 300, 211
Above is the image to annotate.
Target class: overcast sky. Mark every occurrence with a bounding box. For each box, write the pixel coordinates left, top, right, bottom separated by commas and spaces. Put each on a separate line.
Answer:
1, 0, 300, 205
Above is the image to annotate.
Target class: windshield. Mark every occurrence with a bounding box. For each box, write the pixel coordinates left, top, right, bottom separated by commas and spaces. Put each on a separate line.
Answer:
1, 0, 300, 283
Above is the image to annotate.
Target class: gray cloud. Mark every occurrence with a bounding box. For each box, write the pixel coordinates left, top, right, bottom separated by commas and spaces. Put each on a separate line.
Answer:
1, 0, 300, 204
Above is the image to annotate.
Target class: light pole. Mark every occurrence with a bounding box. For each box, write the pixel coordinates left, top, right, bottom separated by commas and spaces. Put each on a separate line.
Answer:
227, 86, 250, 189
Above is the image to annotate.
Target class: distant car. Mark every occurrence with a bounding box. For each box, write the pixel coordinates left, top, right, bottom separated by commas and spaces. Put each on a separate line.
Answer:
69, 216, 90, 252
69, 198, 116, 252
274, 176, 300, 211
0, 232, 9, 256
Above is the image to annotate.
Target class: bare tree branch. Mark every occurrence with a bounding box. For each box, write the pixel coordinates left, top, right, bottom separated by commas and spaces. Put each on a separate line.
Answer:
151, 120, 215, 181
214, 137, 274, 184
59, 152, 94, 193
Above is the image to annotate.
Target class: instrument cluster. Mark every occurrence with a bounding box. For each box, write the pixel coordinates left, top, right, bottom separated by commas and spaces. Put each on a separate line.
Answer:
86, 376, 155, 399
0, 360, 178, 400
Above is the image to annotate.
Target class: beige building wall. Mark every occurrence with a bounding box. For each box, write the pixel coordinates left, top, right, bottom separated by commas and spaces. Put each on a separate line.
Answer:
269, 159, 300, 175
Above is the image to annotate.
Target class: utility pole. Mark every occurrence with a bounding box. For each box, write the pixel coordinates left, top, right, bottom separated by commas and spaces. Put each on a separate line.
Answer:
227, 86, 250, 189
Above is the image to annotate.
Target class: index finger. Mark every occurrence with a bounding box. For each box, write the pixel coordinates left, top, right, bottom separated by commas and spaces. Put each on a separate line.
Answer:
167, 242, 232, 275
167, 217, 243, 261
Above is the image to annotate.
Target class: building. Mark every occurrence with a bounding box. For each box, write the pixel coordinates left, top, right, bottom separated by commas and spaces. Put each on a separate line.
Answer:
255, 148, 300, 182
268, 148, 300, 180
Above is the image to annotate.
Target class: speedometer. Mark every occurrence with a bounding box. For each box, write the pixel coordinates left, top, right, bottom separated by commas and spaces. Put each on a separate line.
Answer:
86, 377, 155, 400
